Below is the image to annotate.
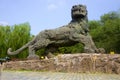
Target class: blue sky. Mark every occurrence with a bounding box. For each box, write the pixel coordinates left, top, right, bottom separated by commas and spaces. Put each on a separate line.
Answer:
0, 0, 120, 35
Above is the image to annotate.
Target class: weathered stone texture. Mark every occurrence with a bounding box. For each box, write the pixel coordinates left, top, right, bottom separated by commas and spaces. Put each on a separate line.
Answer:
3, 54, 120, 74
7, 4, 99, 60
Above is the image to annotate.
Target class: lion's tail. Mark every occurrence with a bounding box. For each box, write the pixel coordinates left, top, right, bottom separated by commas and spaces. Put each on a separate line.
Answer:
7, 41, 32, 55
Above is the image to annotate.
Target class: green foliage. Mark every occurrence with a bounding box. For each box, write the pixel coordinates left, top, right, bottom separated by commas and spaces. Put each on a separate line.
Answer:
100, 11, 119, 24
88, 20, 102, 30
58, 43, 84, 54
36, 48, 45, 56
0, 26, 9, 57
90, 10, 120, 53
0, 22, 32, 58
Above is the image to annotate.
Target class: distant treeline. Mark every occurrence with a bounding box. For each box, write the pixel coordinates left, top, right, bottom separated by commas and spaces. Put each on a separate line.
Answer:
0, 10, 120, 59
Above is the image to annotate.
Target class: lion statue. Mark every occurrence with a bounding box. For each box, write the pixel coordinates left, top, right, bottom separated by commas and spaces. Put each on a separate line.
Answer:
7, 4, 98, 59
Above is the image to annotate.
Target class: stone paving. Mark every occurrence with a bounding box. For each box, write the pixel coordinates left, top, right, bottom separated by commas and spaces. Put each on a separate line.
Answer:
0, 71, 120, 80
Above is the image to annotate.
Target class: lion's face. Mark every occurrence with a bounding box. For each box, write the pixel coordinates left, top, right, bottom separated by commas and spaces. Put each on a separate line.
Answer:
71, 4, 87, 20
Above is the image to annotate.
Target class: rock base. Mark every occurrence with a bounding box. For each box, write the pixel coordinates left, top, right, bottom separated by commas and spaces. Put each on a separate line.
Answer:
3, 53, 120, 74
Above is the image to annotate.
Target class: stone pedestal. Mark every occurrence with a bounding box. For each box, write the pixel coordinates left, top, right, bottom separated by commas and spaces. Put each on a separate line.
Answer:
4, 53, 120, 74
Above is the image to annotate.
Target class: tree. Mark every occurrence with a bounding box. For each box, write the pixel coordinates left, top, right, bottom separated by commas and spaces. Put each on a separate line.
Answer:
90, 10, 120, 53
100, 11, 119, 24
0, 22, 32, 58
88, 20, 101, 30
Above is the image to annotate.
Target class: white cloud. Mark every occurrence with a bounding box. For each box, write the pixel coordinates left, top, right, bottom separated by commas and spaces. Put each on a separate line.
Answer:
57, 0, 66, 6
0, 21, 9, 26
47, 0, 66, 11
47, 4, 57, 10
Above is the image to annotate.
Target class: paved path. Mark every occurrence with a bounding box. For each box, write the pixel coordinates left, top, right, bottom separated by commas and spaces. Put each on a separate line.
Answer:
1, 71, 120, 80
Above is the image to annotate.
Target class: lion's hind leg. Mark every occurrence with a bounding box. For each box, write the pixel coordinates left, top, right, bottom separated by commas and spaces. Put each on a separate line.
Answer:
27, 39, 54, 60
27, 45, 40, 60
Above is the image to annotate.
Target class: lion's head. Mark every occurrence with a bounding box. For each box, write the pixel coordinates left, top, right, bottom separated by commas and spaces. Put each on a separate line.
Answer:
71, 4, 87, 20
